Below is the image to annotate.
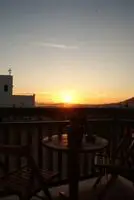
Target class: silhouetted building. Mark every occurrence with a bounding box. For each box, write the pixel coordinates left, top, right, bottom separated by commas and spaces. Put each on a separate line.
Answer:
0, 74, 35, 107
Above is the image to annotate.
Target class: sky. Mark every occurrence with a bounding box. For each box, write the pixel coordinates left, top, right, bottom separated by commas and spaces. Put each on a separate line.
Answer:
0, 0, 134, 104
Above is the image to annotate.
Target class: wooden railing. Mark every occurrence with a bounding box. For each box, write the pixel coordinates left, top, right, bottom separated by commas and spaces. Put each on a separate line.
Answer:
1, 107, 134, 121
0, 120, 97, 184
0, 107, 134, 187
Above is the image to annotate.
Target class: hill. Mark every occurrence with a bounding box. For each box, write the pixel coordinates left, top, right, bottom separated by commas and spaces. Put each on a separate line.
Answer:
36, 97, 134, 108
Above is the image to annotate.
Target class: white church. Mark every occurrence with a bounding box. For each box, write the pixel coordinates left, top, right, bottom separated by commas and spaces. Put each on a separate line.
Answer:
0, 70, 35, 107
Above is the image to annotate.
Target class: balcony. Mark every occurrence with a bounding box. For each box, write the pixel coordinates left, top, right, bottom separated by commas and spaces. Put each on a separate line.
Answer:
0, 107, 134, 199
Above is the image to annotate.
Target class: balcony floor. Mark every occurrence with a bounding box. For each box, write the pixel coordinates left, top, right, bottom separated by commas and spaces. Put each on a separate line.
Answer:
1, 176, 134, 200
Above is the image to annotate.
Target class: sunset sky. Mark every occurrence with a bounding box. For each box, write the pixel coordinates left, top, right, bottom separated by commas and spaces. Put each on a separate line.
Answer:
0, 0, 134, 104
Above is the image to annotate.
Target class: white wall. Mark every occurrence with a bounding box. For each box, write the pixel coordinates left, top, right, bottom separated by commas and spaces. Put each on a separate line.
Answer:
0, 95, 35, 107
0, 75, 13, 97
0, 75, 13, 106
0, 75, 35, 107
12, 95, 35, 107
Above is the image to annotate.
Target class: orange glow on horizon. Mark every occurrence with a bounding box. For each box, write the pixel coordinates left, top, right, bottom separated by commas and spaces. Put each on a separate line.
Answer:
14, 89, 129, 105
36, 95, 125, 105
52, 90, 82, 104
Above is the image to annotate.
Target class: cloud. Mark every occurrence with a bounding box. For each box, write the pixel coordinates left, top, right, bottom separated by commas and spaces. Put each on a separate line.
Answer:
33, 42, 79, 50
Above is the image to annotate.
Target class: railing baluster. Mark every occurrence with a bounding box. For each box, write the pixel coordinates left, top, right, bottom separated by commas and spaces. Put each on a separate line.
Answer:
47, 125, 53, 171
3, 125, 9, 172
91, 152, 95, 175
25, 124, 33, 167
37, 124, 43, 168
57, 123, 64, 179
14, 124, 21, 169
57, 150, 62, 180
83, 152, 88, 177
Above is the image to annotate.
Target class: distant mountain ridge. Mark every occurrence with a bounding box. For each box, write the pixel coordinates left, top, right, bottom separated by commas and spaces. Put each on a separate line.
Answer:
98, 97, 134, 108
36, 97, 134, 108
120, 97, 134, 106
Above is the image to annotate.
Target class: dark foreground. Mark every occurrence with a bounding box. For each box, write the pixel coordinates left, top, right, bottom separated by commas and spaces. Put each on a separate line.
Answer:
1, 176, 134, 200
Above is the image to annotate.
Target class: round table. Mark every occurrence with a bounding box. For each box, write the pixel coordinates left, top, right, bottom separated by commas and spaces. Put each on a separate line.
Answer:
42, 134, 108, 200
42, 134, 108, 152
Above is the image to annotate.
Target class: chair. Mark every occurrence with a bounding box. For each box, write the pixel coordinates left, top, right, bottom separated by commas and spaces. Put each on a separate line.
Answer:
93, 127, 134, 199
0, 144, 58, 200
93, 126, 132, 188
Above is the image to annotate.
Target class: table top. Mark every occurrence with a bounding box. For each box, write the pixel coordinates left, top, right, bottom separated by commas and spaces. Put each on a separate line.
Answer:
42, 134, 108, 153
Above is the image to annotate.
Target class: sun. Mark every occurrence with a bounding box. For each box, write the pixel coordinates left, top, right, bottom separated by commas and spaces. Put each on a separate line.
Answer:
53, 90, 81, 104
60, 91, 74, 104
63, 94, 72, 104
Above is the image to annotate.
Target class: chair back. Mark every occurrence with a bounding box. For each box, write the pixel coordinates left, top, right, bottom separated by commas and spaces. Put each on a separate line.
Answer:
110, 127, 133, 163
124, 137, 134, 168
0, 143, 44, 185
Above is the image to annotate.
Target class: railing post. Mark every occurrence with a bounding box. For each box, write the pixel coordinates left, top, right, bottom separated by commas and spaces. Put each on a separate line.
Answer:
68, 118, 83, 200
47, 125, 53, 171
3, 125, 10, 172
37, 124, 43, 168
